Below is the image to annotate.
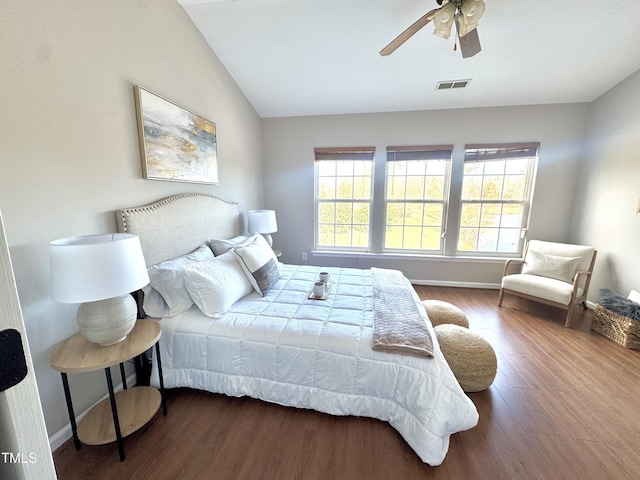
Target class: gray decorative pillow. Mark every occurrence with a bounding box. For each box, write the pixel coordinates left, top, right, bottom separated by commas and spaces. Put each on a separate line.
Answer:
233, 234, 280, 296
522, 249, 580, 283
209, 235, 251, 256
142, 244, 213, 317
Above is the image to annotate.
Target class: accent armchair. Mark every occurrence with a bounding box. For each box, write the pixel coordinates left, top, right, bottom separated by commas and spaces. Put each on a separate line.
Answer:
498, 240, 597, 327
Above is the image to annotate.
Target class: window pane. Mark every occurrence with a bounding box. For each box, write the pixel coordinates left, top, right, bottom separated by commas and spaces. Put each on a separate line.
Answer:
335, 225, 352, 246
353, 176, 370, 199
464, 163, 483, 175
403, 226, 422, 249
318, 224, 335, 246
406, 177, 425, 199
422, 227, 441, 250
353, 203, 370, 227
497, 229, 520, 253
336, 161, 354, 176
462, 176, 482, 200
336, 177, 353, 199
481, 176, 503, 200
480, 204, 501, 227
460, 203, 481, 227
501, 204, 522, 228
426, 160, 446, 176
392, 176, 407, 199
352, 226, 369, 247
478, 228, 499, 252
505, 159, 528, 175
405, 203, 424, 226
458, 228, 478, 251
484, 160, 505, 175
503, 175, 526, 200
407, 161, 426, 175
386, 226, 403, 248
317, 161, 336, 176
318, 178, 336, 199
386, 203, 404, 226
425, 176, 444, 200
424, 204, 443, 226
318, 202, 335, 223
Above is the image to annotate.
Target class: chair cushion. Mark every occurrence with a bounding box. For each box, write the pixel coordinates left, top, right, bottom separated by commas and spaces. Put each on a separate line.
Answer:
501, 274, 584, 305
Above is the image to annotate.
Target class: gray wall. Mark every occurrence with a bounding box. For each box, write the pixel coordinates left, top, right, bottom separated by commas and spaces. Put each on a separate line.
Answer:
0, 0, 263, 442
570, 70, 640, 296
263, 104, 589, 286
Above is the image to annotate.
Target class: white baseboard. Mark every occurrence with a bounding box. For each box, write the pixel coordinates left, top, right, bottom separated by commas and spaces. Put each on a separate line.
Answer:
409, 279, 501, 290
49, 372, 137, 452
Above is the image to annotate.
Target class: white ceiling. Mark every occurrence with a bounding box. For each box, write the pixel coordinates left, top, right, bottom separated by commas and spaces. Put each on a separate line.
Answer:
179, 0, 640, 118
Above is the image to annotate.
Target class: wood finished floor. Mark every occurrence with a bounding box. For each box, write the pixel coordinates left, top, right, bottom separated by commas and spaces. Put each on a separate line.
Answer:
53, 286, 640, 480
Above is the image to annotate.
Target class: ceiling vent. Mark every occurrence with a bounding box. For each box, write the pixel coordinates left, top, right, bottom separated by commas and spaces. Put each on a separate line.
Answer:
436, 79, 471, 90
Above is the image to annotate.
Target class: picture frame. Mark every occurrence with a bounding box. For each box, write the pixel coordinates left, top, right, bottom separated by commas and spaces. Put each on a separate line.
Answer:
134, 86, 218, 184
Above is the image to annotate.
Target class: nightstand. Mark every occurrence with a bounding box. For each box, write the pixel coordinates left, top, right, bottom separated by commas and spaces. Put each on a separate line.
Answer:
50, 319, 166, 461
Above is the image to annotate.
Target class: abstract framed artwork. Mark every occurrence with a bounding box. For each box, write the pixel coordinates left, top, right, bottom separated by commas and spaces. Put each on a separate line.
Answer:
134, 86, 218, 184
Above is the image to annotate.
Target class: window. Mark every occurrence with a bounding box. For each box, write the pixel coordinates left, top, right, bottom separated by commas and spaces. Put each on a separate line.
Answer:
315, 147, 374, 250
313, 142, 539, 258
385, 146, 452, 253
457, 143, 539, 254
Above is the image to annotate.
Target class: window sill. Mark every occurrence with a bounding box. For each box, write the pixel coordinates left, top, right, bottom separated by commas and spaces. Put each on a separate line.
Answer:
310, 250, 509, 264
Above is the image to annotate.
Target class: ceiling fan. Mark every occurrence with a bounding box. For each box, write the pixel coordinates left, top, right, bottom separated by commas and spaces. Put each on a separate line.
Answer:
380, 0, 485, 58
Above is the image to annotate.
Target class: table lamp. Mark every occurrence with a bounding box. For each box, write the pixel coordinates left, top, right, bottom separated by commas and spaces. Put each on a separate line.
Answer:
247, 210, 278, 246
50, 233, 149, 346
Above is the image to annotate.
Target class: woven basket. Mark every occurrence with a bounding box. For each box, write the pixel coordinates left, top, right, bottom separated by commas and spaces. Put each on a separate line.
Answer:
591, 304, 640, 350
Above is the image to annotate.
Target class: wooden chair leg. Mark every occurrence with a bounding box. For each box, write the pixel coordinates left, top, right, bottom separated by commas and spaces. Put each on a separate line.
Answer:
564, 304, 575, 328
497, 288, 504, 306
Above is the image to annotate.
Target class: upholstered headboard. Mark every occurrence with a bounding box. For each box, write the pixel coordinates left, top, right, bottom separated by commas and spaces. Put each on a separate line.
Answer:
116, 193, 241, 267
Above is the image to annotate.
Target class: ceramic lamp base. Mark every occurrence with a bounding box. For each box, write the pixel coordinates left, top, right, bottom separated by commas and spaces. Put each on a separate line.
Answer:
77, 294, 137, 346
261, 233, 273, 246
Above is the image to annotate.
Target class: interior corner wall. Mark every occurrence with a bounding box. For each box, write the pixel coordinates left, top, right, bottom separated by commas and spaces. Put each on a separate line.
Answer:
262, 104, 589, 285
570, 69, 640, 296
0, 0, 262, 442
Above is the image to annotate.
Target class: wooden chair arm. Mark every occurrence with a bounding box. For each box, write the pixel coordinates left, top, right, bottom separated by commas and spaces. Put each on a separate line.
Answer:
572, 270, 592, 287
502, 258, 524, 277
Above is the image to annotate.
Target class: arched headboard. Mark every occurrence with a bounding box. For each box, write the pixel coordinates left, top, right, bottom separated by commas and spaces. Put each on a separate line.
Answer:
116, 193, 241, 267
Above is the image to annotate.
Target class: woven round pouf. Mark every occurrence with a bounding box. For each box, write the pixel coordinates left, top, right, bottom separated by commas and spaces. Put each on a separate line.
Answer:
434, 324, 497, 392
422, 300, 469, 328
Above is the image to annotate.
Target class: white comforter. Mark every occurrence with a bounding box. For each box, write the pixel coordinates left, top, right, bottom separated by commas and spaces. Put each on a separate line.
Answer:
151, 264, 478, 465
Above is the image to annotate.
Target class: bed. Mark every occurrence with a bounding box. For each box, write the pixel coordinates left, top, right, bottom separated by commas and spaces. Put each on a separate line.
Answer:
116, 193, 478, 466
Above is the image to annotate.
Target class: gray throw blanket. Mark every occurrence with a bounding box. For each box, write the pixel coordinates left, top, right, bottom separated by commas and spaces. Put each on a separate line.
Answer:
371, 267, 434, 359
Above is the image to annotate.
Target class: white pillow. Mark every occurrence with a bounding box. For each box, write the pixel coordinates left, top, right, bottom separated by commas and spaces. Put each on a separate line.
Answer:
143, 244, 213, 317
233, 234, 280, 296
209, 235, 251, 256
522, 249, 580, 283
182, 251, 253, 318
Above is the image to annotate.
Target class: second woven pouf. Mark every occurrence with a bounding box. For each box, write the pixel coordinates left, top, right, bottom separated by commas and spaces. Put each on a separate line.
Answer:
422, 300, 469, 328
434, 324, 497, 392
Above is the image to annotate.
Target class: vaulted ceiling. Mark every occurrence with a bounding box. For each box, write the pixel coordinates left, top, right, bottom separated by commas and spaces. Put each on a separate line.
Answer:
179, 0, 640, 118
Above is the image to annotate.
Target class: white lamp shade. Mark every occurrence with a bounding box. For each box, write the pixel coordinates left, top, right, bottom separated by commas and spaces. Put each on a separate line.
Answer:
50, 233, 149, 304
247, 210, 278, 234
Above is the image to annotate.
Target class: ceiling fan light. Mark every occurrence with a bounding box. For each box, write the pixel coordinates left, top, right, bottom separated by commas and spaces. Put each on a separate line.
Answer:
432, 3, 457, 40
458, 0, 485, 37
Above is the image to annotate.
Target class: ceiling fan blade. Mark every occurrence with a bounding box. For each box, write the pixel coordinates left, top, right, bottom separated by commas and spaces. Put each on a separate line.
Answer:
459, 28, 481, 58
379, 8, 439, 56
